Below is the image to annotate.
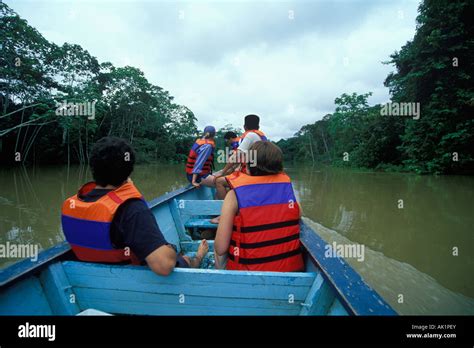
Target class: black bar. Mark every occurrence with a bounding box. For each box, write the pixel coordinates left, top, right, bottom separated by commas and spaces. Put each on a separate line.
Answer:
0, 316, 472, 346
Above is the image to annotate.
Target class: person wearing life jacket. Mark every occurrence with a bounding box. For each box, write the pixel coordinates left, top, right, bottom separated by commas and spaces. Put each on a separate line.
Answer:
186, 125, 223, 188
214, 141, 304, 272
223, 131, 241, 153
61, 136, 208, 276
212, 115, 268, 224
222, 115, 267, 178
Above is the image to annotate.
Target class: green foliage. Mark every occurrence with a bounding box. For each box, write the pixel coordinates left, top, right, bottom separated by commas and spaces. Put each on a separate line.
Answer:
384, 0, 474, 174
279, 92, 405, 169
279, 0, 474, 175
0, 3, 198, 165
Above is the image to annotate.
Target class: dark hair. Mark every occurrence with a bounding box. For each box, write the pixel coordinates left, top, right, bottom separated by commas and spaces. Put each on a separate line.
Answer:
89, 136, 135, 187
247, 141, 283, 176
224, 131, 237, 140
244, 114, 260, 130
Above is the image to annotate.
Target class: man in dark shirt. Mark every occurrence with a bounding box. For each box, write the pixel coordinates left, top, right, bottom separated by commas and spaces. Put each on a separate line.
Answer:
79, 188, 187, 266
63, 136, 208, 275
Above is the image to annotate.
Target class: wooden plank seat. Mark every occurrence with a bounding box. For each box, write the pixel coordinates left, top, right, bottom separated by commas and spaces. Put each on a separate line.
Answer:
171, 199, 223, 236
62, 261, 321, 316
184, 218, 218, 230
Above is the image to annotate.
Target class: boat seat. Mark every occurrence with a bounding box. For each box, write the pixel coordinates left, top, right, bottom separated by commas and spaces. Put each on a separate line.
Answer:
173, 199, 223, 237
61, 261, 320, 316
184, 218, 217, 230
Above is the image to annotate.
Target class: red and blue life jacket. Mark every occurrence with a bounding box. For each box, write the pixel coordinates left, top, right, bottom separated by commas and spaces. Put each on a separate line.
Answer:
61, 181, 143, 265
185, 138, 215, 175
225, 172, 304, 272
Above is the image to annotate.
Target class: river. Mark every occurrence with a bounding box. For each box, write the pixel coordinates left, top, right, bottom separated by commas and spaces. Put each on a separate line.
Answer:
0, 163, 473, 315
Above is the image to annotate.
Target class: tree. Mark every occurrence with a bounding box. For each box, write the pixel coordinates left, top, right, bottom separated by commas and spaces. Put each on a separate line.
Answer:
279, 0, 474, 175
0, 3, 198, 165
384, 0, 474, 173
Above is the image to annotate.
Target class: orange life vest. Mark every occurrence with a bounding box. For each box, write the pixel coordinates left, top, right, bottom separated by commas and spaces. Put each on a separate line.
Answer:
61, 181, 143, 265
185, 138, 215, 175
237, 130, 267, 173
240, 129, 267, 143
225, 172, 304, 272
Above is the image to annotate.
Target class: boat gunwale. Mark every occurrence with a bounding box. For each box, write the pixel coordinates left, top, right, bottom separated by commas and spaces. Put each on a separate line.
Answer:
0, 241, 71, 287
0, 185, 195, 287
147, 185, 194, 210
300, 222, 397, 316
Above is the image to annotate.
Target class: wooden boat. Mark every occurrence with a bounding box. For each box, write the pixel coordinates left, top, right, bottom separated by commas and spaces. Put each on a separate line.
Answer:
0, 186, 396, 316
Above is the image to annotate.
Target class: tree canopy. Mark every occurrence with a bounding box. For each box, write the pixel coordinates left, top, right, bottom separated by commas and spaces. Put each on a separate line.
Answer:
0, 2, 199, 165
278, 0, 473, 174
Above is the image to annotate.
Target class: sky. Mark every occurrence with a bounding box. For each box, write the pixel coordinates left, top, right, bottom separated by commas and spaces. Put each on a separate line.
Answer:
7, 0, 421, 140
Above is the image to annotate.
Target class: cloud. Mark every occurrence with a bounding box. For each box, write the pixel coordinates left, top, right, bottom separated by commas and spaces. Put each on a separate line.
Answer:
7, 0, 420, 140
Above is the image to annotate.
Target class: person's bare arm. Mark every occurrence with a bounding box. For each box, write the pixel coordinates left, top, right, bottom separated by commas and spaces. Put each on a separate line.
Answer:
219, 152, 240, 177
220, 163, 239, 177
145, 244, 177, 276
215, 190, 238, 256
219, 146, 251, 177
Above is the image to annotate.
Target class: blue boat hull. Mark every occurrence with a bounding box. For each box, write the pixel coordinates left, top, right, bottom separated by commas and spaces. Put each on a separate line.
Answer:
0, 186, 396, 316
